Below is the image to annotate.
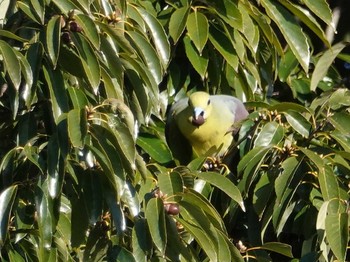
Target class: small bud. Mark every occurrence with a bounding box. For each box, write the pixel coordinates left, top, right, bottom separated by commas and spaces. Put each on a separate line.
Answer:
61, 31, 72, 44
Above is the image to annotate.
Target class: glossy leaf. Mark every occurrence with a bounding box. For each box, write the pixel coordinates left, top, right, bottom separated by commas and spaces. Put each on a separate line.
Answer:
186, 11, 208, 54
310, 42, 347, 91
0, 185, 18, 246
0, 40, 21, 90
137, 7, 170, 67
71, 33, 101, 93
325, 213, 348, 262
75, 14, 100, 50
67, 108, 87, 148
261, 0, 310, 72
136, 133, 172, 164
254, 122, 284, 147
169, 6, 189, 43
284, 110, 311, 137
145, 198, 166, 254
303, 0, 333, 27
195, 172, 245, 212
183, 35, 209, 79
46, 15, 61, 68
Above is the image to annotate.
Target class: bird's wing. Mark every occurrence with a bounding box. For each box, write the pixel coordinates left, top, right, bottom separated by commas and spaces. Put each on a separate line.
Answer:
211, 95, 249, 122
165, 98, 193, 165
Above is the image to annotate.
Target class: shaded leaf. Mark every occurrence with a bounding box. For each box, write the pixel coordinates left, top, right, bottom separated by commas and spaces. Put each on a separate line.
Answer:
0, 40, 21, 90
325, 213, 348, 262
145, 198, 167, 254
67, 108, 87, 148
46, 15, 61, 68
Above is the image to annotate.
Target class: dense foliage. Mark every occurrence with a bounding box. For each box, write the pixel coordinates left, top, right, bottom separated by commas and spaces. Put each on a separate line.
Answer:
0, 0, 349, 261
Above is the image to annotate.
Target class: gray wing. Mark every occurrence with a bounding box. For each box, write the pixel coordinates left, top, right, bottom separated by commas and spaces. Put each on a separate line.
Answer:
165, 98, 193, 165
211, 95, 249, 122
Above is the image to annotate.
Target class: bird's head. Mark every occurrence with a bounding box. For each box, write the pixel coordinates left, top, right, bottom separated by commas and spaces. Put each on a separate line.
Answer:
188, 92, 212, 127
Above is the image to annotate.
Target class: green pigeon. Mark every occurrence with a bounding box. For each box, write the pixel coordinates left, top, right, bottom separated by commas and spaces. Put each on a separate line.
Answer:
166, 91, 249, 164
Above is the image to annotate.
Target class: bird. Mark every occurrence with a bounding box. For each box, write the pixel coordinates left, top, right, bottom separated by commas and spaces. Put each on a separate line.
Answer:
166, 91, 249, 165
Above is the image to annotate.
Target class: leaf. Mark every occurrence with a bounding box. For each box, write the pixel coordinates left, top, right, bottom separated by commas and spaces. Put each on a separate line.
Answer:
47, 133, 64, 199
176, 217, 217, 261
136, 133, 172, 164
284, 110, 311, 137
0, 40, 21, 90
195, 172, 245, 212
280, 1, 329, 46
158, 171, 184, 200
249, 242, 293, 258
75, 14, 100, 50
310, 42, 347, 91
169, 6, 189, 43
137, 7, 170, 67
121, 182, 140, 218
132, 218, 152, 261
278, 48, 299, 81
35, 185, 53, 261
71, 33, 101, 93
208, 25, 239, 70
183, 36, 209, 79
303, 0, 333, 28
254, 122, 284, 147
0, 185, 18, 246
186, 10, 209, 54
145, 198, 167, 254
46, 15, 61, 68
42, 64, 69, 123
104, 188, 126, 234
329, 112, 350, 135
325, 213, 348, 262
67, 108, 87, 148
261, 0, 310, 72
29, 0, 45, 24
127, 31, 163, 84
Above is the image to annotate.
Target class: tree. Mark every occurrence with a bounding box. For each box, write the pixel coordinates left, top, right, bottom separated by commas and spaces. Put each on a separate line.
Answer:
0, 0, 349, 261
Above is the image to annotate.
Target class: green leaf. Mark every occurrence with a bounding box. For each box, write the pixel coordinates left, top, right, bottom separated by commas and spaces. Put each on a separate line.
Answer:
46, 15, 61, 68
195, 172, 245, 212
75, 14, 100, 50
183, 35, 209, 79
208, 25, 239, 70
47, 134, 64, 199
329, 112, 350, 135
71, 33, 101, 93
137, 133, 172, 164
310, 42, 347, 91
132, 218, 152, 262
29, 0, 45, 24
278, 48, 299, 81
127, 31, 163, 84
180, 189, 225, 232
254, 122, 284, 147
158, 171, 184, 200
42, 65, 69, 123
186, 11, 208, 54
0, 185, 18, 246
325, 213, 348, 262
35, 185, 53, 261
0, 40, 21, 90
284, 110, 311, 137
280, 1, 329, 46
67, 87, 89, 109
250, 242, 293, 258
176, 217, 217, 261
169, 6, 189, 43
303, 0, 333, 28
145, 198, 167, 254
67, 108, 87, 148
261, 0, 310, 72
137, 7, 170, 67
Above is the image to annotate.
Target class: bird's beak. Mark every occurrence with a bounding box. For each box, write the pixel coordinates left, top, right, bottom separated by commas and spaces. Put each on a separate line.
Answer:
193, 107, 204, 120
192, 107, 205, 127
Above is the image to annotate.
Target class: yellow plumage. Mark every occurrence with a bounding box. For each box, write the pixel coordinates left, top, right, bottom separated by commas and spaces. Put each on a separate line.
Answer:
166, 91, 248, 164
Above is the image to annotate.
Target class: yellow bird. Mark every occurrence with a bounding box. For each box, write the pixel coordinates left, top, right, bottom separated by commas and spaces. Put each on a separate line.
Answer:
166, 91, 249, 165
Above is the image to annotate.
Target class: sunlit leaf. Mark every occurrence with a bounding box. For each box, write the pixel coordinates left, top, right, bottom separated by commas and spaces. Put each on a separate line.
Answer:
186, 10, 208, 54
0, 185, 18, 246
169, 6, 189, 43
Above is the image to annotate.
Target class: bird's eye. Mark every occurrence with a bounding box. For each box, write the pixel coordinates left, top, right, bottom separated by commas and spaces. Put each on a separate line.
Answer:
207, 99, 211, 105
